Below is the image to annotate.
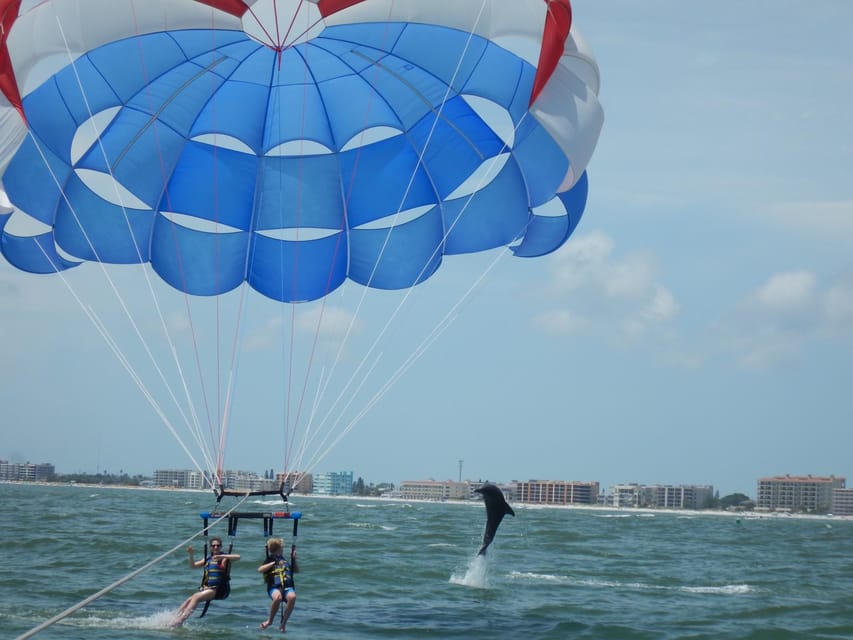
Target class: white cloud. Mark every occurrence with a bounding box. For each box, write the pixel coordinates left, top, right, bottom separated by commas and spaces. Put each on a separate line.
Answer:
719, 269, 853, 369
623, 286, 680, 337
243, 305, 360, 352
755, 271, 816, 312
533, 230, 680, 342
294, 305, 359, 338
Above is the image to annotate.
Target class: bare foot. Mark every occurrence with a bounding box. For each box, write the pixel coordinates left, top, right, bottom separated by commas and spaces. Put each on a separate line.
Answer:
260, 620, 272, 630
279, 621, 287, 632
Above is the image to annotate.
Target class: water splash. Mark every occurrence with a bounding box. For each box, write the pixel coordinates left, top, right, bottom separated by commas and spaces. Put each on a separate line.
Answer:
60, 609, 179, 630
449, 554, 490, 589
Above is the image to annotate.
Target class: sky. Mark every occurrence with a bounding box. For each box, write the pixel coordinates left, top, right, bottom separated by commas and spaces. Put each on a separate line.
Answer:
1, 0, 852, 499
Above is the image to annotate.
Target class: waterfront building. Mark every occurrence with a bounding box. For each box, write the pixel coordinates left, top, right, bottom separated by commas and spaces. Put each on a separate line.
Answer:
153, 469, 209, 489
514, 479, 599, 505
757, 475, 846, 513
0, 461, 55, 481
605, 483, 714, 509
314, 471, 353, 496
831, 488, 853, 516
399, 479, 468, 501
608, 484, 643, 507
220, 469, 280, 492
276, 471, 313, 495
645, 484, 714, 509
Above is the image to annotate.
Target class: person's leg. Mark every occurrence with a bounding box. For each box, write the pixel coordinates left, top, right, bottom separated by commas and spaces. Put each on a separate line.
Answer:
173, 589, 214, 626
260, 589, 283, 630
280, 590, 296, 631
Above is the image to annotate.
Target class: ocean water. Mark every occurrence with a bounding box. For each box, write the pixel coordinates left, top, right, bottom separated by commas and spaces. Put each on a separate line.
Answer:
2, 483, 852, 640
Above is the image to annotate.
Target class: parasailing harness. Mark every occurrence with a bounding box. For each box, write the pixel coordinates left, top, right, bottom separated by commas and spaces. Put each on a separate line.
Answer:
197, 482, 301, 618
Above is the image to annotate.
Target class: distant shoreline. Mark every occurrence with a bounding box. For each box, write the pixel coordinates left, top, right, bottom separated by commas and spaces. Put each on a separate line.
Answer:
4, 480, 851, 522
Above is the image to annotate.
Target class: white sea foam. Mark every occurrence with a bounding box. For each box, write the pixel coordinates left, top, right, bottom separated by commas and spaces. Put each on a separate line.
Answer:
509, 570, 570, 583
506, 572, 753, 596
682, 584, 753, 595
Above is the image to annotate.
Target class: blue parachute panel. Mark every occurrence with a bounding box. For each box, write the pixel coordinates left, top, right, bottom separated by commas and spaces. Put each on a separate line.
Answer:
512, 118, 569, 208
460, 43, 530, 119
318, 22, 407, 60
54, 174, 154, 264
3, 137, 69, 225
54, 56, 121, 127
169, 29, 248, 61
265, 83, 335, 151
512, 173, 588, 258
247, 232, 347, 302
76, 108, 186, 209
189, 80, 270, 152
87, 32, 189, 104
163, 142, 258, 231
409, 96, 505, 200
442, 159, 529, 254
313, 72, 403, 148
151, 214, 247, 296
254, 155, 344, 232
276, 43, 354, 85
392, 23, 487, 92
0, 213, 79, 274
340, 136, 436, 228
349, 204, 443, 289
126, 63, 224, 138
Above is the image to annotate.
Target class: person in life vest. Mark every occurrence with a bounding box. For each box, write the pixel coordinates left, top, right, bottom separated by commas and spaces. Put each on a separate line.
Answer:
258, 537, 299, 632
172, 536, 240, 626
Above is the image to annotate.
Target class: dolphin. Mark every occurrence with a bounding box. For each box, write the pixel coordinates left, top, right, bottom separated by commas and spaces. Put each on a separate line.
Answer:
474, 483, 515, 555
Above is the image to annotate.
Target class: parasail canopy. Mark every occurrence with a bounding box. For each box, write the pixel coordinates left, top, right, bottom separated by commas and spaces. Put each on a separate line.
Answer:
0, 0, 603, 485
0, 0, 602, 302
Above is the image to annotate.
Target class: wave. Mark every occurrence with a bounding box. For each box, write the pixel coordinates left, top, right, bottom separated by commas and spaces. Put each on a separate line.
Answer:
346, 522, 397, 531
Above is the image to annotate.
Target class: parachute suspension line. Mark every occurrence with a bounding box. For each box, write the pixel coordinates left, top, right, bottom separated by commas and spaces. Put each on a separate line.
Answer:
126, 9, 246, 483
288, 0, 492, 465
23, 245, 207, 474
291, 354, 386, 483
51, 16, 221, 480
12, 492, 252, 640
21, 128, 215, 478
280, 5, 403, 479
128, 6, 233, 478
295, 242, 515, 483
293, 4, 546, 481
204, 16, 230, 483
280, 1, 489, 480
290, 350, 385, 479
280, 35, 340, 481
241, 0, 325, 52
243, 1, 282, 50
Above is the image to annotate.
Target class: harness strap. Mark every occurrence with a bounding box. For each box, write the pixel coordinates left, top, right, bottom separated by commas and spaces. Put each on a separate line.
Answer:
199, 540, 233, 618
